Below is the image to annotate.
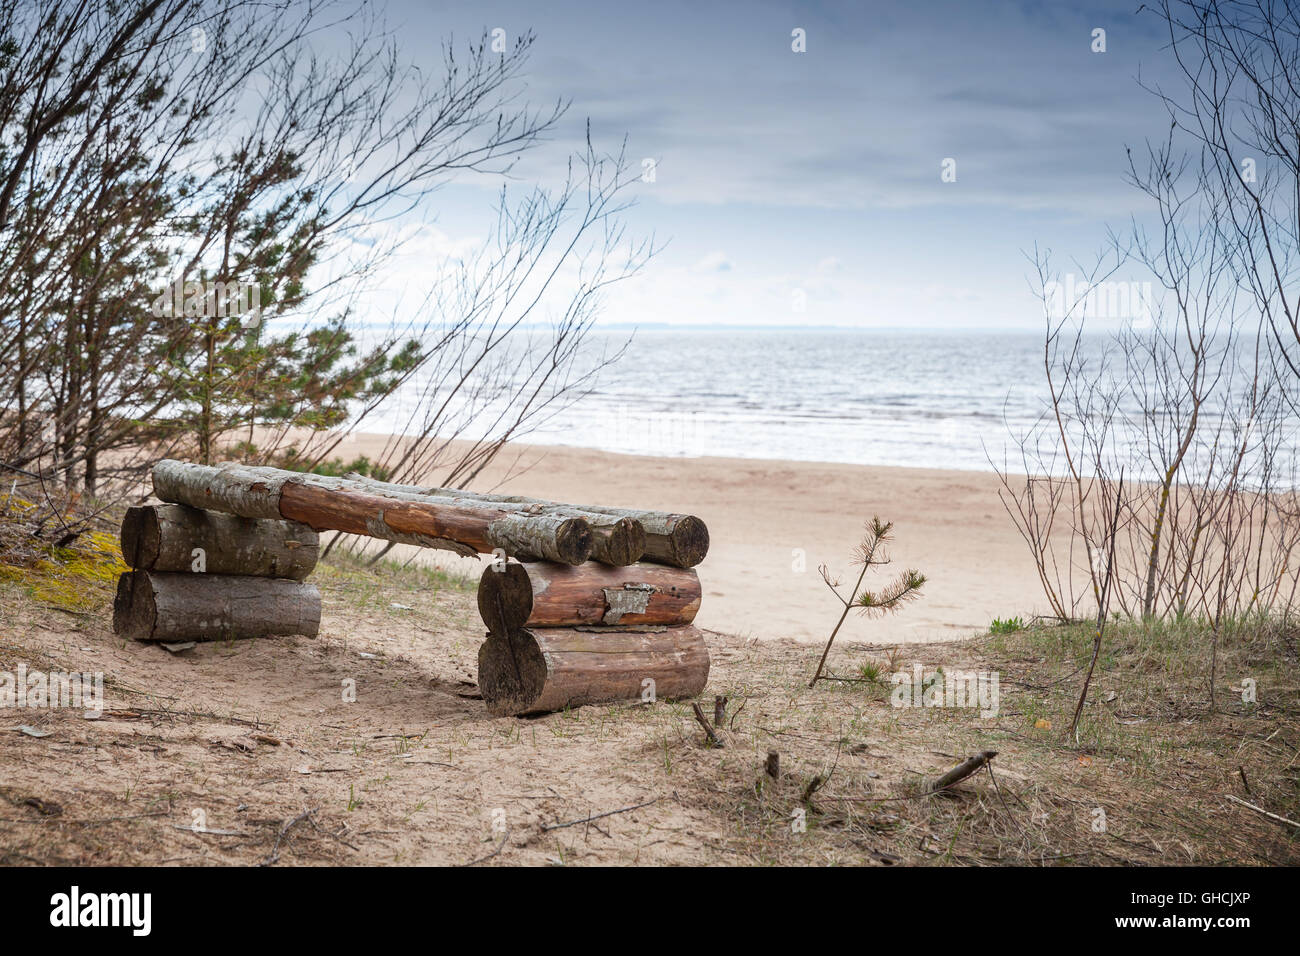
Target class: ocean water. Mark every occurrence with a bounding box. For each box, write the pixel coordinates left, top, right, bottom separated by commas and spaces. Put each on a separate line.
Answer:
530, 329, 1046, 469
368, 327, 1299, 476
374, 329, 1048, 471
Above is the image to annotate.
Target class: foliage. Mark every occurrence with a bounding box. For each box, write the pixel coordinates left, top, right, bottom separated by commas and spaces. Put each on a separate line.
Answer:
0, 492, 125, 612
809, 517, 926, 686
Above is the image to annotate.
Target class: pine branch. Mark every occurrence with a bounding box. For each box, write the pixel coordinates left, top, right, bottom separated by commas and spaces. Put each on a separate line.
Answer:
810, 517, 926, 687
856, 569, 927, 615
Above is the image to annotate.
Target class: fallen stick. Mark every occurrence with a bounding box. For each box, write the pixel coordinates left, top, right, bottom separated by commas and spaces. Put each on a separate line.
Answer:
0, 810, 171, 825
258, 809, 316, 867
1224, 793, 1300, 830
541, 797, 659, 832
459, 827, 510, 867
172, 825, 243, 836
928, 751, 998, 793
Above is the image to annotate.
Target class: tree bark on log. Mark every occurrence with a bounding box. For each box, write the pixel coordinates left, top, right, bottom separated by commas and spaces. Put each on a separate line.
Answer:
477, 624, 710, 716
151, 460, 591, 565
343, 474, 645, 566
478, 561, 701, 633
112, 570, 321, 642
340, 474, 706, 568
570, 507, 707, 569
121, 504, 319, 579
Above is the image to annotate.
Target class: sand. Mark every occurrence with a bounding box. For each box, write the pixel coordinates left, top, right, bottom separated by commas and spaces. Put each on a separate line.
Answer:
328, 434, 1047, 644
8, 571, 1287, 866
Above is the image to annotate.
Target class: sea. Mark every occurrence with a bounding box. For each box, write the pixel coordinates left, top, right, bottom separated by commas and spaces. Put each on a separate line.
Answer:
366, 327, 1300, 478
366, 329, 1044, 471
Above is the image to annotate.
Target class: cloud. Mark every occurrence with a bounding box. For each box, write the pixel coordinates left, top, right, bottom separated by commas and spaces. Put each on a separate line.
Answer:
365, 0, 1180, 329
431, 0, 1173, 218
693, 250, 734, 273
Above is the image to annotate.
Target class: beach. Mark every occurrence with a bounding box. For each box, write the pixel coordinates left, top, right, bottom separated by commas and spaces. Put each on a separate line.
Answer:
332, 434, 1045, 644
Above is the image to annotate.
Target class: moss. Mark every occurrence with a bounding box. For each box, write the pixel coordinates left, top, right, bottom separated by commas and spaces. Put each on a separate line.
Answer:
0, 500, 127, 613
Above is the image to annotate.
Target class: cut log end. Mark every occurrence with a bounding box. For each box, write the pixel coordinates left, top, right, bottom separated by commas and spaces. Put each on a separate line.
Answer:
589, 516, 645, 567
113, 571, 156, 641
668, 515, 710, 568
477, 562, 534, 635
554, 517, 593, 566
477, 630, 550, 716
120, 506, 161, 570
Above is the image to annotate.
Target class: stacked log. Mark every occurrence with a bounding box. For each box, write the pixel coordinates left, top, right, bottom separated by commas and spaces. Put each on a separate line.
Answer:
114, 570, 321, 642
151, 460, 595, 565
146, 460, 710, 568
114, 461, 713, 714
477, 561, 702, 632
343, 474, 707, 569
113, 503, 321, 642
478, 623, 710, 717
476, 560, 711, 716
121, 503, 318, 579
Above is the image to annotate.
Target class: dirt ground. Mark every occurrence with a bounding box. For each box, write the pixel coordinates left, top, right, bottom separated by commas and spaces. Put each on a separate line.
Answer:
1, 557, 1297, 866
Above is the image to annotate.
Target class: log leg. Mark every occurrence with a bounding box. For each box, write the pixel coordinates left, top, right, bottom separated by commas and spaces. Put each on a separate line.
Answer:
121, 504, 319, 579
477, 560, 702, 634
113, 571, 321, 642
477, 625, 710, 716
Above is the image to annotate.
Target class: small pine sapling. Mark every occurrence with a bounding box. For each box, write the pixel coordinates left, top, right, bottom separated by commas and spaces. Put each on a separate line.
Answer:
809, 517, 926, 687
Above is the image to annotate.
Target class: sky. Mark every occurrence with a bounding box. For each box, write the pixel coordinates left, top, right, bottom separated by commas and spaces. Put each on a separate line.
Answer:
356, 0, 1185, 330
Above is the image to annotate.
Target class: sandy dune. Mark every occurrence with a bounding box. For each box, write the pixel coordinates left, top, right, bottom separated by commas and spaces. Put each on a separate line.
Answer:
331, 435, 1048, 644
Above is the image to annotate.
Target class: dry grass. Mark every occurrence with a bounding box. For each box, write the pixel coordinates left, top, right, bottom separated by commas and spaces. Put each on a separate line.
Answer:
0, 544, 1296, 866
703, 616, 1300, 865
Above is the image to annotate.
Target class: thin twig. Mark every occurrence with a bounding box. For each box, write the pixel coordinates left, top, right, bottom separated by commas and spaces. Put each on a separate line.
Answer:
173, 825, 243, 836
541, 798, 658, 832
258, 808, 315, 867
1070, 473, 1125, 740
0, 810, 170, 825
1224, 793, 1300, 830
690, 702, 723, 748
985, 761, 1030, 841
459, 827, 510, 866
728, 697, 747, 730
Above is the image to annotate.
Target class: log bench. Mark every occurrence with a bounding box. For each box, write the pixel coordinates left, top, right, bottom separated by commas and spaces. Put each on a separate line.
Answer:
112, 459, 712, 715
